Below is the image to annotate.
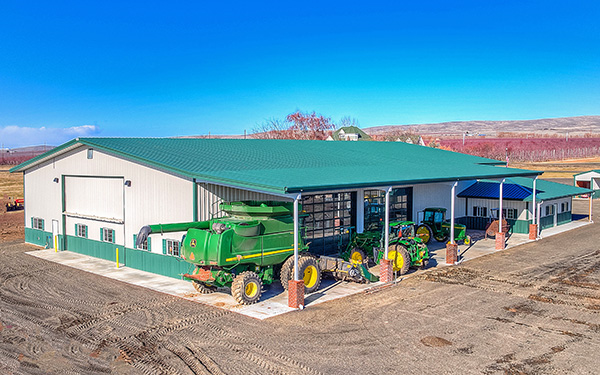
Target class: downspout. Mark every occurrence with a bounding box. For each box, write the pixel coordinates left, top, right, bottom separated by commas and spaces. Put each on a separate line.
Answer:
532, 176, 537, 226
499, 179, 505, 233
537, 200, 543, 238
450, 181, 458, 245
383, 187, 392, 260
293, 193, 301, 281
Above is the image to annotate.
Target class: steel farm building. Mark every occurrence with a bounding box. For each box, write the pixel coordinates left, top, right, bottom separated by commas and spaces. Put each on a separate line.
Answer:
10, 137, 591, 279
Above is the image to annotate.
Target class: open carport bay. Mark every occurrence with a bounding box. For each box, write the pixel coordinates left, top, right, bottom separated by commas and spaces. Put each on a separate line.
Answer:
0, 199, 599, 374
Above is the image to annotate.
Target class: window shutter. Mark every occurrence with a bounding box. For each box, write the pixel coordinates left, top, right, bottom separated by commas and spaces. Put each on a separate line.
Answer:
85, 225, 88, 238
162, 239, 166, 254
100, 228, 104, 241
133, 234, 137, 249
75, 224, 78, 236
147, 237, 151, 252
41, 219, 44, 231
31, 217, 34, 228
111, 229, 115, 243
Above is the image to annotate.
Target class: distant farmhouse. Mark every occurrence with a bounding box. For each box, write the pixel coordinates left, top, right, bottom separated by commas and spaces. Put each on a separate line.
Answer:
574, 170, 600, 199
327, 126, 371, 141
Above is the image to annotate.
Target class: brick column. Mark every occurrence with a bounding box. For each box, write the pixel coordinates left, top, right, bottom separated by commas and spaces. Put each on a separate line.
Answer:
379, 258, 394, 283
528, 224, 538, 240
288, 280, 304, 309
446, 243, 458, 264
495, 232, 506, 250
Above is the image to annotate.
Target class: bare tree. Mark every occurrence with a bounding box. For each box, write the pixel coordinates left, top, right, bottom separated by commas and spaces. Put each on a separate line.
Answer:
252, 111, 335, 140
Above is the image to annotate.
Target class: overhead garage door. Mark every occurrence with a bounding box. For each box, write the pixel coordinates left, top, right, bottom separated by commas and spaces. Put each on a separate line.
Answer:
65, 176, 124, 221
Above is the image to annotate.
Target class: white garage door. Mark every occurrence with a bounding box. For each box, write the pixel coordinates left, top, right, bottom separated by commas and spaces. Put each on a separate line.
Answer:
65, 176, 124, 221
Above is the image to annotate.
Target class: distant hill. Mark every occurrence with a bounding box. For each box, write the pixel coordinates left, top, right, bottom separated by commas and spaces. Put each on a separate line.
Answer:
364, 116, 600, 137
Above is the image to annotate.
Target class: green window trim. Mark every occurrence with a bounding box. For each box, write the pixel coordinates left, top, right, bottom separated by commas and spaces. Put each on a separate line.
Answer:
100, 228, 115, 243
134, 234, 151, 251
162, 238, 166, 254
75, 223, 88, 238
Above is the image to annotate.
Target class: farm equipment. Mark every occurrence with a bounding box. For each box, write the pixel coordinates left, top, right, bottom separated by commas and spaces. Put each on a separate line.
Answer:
342, 221, 430, 275
416, 207, 471, 245
136, 201, 378, 305
5, 197, 24, 212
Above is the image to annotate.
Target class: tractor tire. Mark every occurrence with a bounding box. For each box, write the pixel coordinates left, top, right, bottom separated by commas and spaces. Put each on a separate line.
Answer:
387, 243, 411, 275
280, 256, 295, 291
435, 233, 449, 243
349, 247, 367, 266
298, 256, 322, 294
231, 271, 263, 305
416, 224, 433, 244
192, 281, 217, 294
463, 235, 472, 246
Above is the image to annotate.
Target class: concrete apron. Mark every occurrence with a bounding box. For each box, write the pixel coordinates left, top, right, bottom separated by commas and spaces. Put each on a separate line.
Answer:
25, 219, 591, 320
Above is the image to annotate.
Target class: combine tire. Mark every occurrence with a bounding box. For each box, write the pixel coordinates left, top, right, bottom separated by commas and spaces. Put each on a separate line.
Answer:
349, 247, 367, 266
232, 271, 262, 305
280, 256, 294, 291
416, 224, 432, 244
280, 255, 322, 294
298, 256, 321, 294
387, 243, 411, 275
192, 281, 217, 294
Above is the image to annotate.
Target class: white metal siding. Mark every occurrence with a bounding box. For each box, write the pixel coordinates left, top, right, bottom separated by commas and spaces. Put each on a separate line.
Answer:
412, 181, 475, 219
197, 183, 285, 220
65, 176, 124, 220
23, 146, 193, 253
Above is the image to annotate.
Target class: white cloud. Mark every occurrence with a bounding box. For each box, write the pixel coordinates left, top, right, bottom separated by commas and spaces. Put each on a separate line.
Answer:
0, 125, 101, 148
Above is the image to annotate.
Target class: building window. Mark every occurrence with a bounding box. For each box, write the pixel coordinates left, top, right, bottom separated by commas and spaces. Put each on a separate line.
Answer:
561, 202, 569, 213
134, 234, 150, 251
505, 208, 518, 219
87, 148, 93, 159
364, 188, 412, 231
76, 224, 88, 238
472, 206, 487, 217
101, 228, 115, 243
164, 239, 180, 257
545, 205, 555, 217
302, 192, 355, 255
32, 217, 44, 230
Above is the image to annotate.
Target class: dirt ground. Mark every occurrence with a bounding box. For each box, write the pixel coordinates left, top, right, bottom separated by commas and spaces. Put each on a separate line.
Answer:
1, 166, 25, 242
0, 200, 598, 374
513, 156, 600, 178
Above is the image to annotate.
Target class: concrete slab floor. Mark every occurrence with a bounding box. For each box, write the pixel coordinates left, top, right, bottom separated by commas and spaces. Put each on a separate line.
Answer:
25, 217, 591, 320
26, 249, 377, 320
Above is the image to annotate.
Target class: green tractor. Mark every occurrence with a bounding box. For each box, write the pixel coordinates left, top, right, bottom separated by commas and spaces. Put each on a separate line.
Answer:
342, 221, 430, 275
416, 207, 471, 245
136, 201, 322, 305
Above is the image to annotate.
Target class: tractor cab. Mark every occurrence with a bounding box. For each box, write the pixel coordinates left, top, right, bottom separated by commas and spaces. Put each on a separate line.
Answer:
421, 207, 446, 232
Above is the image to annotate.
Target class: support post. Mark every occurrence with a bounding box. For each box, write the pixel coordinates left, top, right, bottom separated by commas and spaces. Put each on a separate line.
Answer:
529, 176, 538, 240
379, 187, 394, 283
356, 188, 365, 233
116, 248, 119, 268
288, 193, 304, 309
496, 179, 506, 250
446, 181, 459, 264
590, 195, 594, 223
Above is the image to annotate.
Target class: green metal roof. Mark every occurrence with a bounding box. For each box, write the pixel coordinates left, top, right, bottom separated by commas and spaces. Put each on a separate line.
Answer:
11, 137, 542, 195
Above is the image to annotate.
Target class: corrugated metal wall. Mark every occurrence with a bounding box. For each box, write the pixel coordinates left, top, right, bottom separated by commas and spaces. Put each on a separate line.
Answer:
64, 176, 124, 220
197, 183, 289, 220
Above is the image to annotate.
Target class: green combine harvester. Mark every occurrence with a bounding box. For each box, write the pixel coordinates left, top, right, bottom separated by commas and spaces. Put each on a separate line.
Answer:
136, 201, 377, 305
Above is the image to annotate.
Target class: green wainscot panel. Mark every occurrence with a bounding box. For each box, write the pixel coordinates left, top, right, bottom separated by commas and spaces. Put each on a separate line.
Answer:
540, 216, 554, 230
124, 248, 194, 279
25, 228, 53, 247
557, 211, 572, 226
66, 236, 124, 264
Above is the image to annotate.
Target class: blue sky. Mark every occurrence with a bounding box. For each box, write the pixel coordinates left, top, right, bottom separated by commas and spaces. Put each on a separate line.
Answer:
0, 1, 599, 147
